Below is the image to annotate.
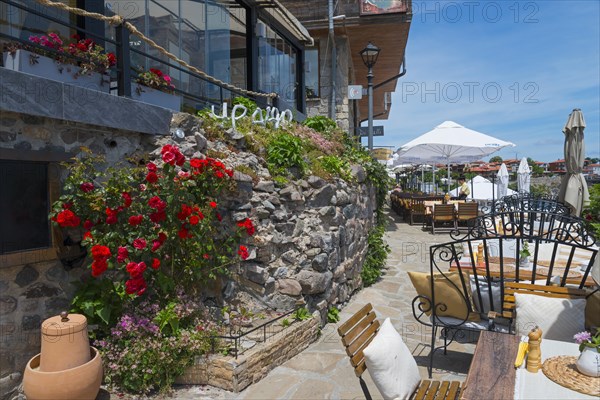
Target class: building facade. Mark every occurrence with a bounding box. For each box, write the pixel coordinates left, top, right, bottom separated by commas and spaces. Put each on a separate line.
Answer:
280, 0, 412, 136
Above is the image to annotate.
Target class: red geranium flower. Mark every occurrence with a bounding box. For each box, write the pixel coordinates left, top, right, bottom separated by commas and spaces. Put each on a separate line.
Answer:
238, 245, 249, 260
237, 218, 255, 236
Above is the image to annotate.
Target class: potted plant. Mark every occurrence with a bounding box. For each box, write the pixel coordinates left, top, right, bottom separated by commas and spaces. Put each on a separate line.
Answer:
3, 33, 115, 92
519, 241, 530, 268
574, 329, 600, 377
132, 67, 181, 111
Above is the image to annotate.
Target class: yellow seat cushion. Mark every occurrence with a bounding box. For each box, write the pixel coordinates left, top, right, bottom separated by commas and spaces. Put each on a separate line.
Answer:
408, 271, 481, 322
585, 289, 600, 330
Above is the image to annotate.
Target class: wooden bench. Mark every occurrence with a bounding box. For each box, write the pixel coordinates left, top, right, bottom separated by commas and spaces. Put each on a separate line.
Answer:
338, 303, 462, 400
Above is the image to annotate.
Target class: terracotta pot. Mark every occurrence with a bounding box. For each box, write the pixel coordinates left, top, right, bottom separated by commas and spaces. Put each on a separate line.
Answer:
40, 313, 90, 372
23, 347, 103, 400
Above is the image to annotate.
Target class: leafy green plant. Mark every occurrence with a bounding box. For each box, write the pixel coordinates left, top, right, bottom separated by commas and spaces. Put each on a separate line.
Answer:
232, 96, 258, 115
583, 184, 600, 237
292, 307, 311, 321
327, 307, 340, 323
303, 115, 337, 136
361, 226, 391, 286
70, 278, 126, 336
280, 318, 290, 327
318, 155, 352, 181
153, 302, 180, 335
266, 133, 307, 177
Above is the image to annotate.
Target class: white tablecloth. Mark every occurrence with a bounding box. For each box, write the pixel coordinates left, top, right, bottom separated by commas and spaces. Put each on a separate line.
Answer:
515, 339, 598, 399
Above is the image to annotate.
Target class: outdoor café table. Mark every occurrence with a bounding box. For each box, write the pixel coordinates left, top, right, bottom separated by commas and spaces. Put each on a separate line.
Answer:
449, 262, 597, 287
461, 331, 597, 400
461, 331, 519, 400
424, 200, 465, 215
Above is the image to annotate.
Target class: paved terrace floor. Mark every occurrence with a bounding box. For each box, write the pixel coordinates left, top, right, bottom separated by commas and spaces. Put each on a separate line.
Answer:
107, 207, 476, 399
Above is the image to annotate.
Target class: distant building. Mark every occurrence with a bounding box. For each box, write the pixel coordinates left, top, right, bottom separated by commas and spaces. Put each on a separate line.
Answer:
585, 163, 600, 175
548, 159, 566, 173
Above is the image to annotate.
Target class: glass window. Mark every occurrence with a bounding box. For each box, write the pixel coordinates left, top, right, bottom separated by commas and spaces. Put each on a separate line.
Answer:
105, 0, 247, 109
304, 47, 319, 98
0, 160, 50, 254
257, 19, 299, 109
0, 0, 77, 46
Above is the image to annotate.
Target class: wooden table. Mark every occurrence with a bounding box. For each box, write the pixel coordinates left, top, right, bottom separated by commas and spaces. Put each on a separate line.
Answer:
461, 331, 520, 400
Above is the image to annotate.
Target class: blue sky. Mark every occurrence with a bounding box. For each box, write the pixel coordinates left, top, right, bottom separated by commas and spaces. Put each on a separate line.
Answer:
369, 0, 600, 163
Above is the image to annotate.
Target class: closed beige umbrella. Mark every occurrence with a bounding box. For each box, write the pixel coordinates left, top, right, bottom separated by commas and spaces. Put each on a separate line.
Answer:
558, 109, 590, 216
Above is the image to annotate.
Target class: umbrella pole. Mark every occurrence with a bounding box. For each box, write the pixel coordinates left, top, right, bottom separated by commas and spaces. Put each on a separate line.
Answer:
432, 167, 436, 194
421, 167, 424, 193
470, 178, 474, 201
447, 160, 451, 194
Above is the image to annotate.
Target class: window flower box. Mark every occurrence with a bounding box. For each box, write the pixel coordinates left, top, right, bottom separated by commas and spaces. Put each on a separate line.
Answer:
3, 49, 110, 93
131, 83, 181, 111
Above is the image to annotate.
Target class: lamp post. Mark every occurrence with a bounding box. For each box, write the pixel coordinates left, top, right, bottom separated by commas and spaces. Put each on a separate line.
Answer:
360, 42, 381, 151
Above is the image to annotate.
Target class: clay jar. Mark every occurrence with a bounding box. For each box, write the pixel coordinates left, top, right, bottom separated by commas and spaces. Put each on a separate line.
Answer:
40, 312, 90, 371
23, 312, 103, 400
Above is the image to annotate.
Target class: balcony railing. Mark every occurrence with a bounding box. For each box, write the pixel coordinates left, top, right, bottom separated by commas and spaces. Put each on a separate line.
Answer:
0, 0, 278, 113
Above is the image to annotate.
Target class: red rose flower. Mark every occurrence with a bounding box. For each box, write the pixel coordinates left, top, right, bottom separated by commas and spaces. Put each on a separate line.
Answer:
203, 253, 210, 259
83, 220, 94, 230
238, 245, 249, 260
189, 215, 200, 225
117, 246, 129, 263
215, 170, 224, 179
80, 182, 94, 192
151, 258, 160, 270
125, 277, 147, 295
91, 244, 111, 259
147, 162, 157, 172
128, 215, 143, 226
177, 204, 192, 221
216, 213, 222, 222
148, 196, 166, 211
133, 238, 147, 250
56, 209, 81, 227
146, 172, 158, 183
162, 151, 176, 165
237, 218, 255, 236
209, 201, 217, 208
105, 208, 119, 224
83, 231, 93, 241
178, 226, 191, 239
149, 210, 166, 223
226, 169, 234, 177
91, 260, 107, 277
122, 192, 132, 207
126, 261, 146, 278
158, 232, 167, 243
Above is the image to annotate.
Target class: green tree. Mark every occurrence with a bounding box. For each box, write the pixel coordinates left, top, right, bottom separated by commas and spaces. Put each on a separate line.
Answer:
527, 157, 545, 175
489, 156, 503, 163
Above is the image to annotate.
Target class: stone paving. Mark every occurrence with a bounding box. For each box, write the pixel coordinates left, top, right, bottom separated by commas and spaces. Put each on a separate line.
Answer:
117, 207, 476, 399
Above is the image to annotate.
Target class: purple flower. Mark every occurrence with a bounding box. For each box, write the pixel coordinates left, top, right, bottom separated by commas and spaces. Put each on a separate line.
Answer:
574, 331, 592, 344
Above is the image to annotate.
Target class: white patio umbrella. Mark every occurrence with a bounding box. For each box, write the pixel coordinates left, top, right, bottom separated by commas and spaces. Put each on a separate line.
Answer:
396, 121, 516, 190
450, 175, 516, 200
558, 109, 590, 216
517, 157, 531, 193
497, 163, 510, 199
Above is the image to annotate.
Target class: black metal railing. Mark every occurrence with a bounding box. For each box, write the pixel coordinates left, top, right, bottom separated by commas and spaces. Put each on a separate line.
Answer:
0, 0, 273, 112
213, 306, 303, 359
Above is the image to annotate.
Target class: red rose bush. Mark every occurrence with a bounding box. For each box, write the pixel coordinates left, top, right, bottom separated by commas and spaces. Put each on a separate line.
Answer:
50, 145, 254, 299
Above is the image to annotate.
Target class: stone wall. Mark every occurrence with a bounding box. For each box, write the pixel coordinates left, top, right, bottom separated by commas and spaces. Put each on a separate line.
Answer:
0, 111, 376, 397
175, 315, 320, 392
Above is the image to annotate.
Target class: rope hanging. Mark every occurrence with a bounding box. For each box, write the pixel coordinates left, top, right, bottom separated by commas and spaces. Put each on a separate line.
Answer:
34, 0, 278, 99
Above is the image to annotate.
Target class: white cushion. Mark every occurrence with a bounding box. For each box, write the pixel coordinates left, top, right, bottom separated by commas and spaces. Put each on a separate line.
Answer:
470, 277, 504, 319
515, 293, 586, 342
363, 318, 421, 400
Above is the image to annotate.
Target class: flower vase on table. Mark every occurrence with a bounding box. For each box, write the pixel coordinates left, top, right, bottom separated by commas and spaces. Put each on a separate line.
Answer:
574, 329, 600, 377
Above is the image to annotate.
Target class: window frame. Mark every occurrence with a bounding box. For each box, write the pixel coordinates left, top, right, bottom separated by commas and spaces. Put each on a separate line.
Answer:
0, 149, 68, 268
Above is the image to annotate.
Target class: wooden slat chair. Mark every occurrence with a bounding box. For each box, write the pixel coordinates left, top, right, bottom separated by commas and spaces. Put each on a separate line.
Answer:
456, 202, 479, 228
501, 282, 588, 326
338, 303, 462, 400
410, 198, 427, 226
431, 204, 457, 234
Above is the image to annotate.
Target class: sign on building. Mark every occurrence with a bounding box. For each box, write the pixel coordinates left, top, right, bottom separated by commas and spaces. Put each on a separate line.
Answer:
371, 148, 393, 161
357, 126, 385, 137
360, 0, 408, 15
348, 85, 363, 100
